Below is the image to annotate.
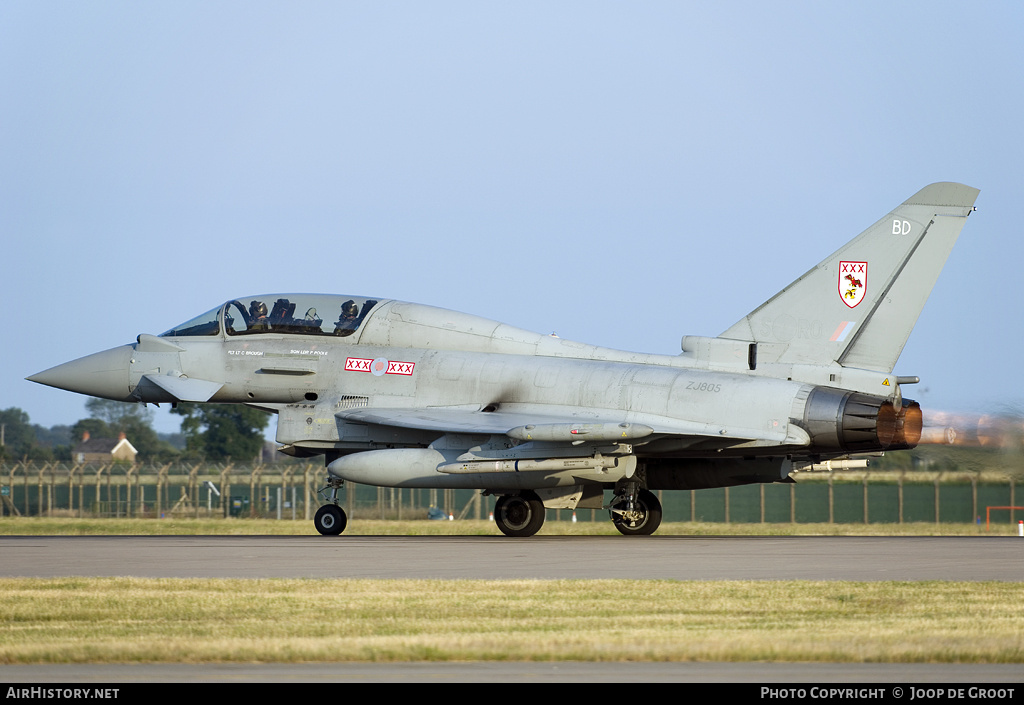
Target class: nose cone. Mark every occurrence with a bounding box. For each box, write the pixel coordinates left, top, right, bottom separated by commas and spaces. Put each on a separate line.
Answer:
27, 345, 134, 401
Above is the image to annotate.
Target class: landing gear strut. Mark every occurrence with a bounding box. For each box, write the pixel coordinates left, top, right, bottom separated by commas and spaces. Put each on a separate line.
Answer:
609, 486, 662, 536
493, 491, 545, 537
314, 476, 348, 536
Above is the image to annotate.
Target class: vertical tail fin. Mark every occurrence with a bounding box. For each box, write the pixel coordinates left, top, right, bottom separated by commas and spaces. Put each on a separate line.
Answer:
720, 182, 979, 373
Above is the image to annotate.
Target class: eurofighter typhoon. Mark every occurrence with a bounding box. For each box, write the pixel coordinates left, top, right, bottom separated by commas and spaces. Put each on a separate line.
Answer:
28, 183, 979, 536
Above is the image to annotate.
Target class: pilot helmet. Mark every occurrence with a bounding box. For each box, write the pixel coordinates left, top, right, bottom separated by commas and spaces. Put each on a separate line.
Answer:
250, 300, 268, 318
341, 300, 358, 318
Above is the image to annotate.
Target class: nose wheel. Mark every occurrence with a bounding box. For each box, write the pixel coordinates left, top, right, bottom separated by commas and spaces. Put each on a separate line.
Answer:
314, 475, 348, 536
314, 504, 348, 535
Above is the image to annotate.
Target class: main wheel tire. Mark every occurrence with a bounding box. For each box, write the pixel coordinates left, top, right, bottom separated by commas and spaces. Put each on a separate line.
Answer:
494, 491, 545, 537
314, 504, 347, 536
611, 489, 662, 536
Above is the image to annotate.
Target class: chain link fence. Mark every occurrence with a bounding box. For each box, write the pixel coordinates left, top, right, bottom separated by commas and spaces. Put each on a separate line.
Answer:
0, 462, 1019, 526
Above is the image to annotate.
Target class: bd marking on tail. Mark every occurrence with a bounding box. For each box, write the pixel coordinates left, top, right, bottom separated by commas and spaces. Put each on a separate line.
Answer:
893, 219, 912, 235
839, 261, 867, 308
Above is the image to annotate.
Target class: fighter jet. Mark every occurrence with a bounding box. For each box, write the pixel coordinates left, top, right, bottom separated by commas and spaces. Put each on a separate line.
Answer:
28, 182, 979, 537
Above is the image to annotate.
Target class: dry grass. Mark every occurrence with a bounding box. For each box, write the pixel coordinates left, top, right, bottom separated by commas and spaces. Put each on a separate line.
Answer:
1, 519, 1019, 665
0, 578, 1021, 664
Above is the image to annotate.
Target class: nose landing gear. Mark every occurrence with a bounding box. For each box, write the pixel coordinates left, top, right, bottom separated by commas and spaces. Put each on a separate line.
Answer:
314, 504, 347, 535
314, 475, 348, 536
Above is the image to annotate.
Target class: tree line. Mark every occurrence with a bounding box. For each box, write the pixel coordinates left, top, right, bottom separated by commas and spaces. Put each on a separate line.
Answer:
0, 400, 270, 464
5, 401, 1020, 474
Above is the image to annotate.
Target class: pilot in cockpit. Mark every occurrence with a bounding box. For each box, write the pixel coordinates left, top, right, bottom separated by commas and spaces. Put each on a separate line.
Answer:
333, 300, 360, 336
249, 300, 269, 331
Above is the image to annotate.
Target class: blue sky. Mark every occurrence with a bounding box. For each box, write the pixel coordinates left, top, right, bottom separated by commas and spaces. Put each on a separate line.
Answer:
2, 1, 1021, 437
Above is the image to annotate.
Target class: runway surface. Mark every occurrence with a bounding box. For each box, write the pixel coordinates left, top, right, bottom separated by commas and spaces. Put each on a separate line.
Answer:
1, 535, 1021, 580
2, 661, 1022, 684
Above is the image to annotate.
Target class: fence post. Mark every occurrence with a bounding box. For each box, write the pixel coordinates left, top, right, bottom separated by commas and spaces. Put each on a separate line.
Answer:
898, 472, 904, 524
247, 465, 260, 518
189, 464, 201, 518
303, 464, 313, 520
126, 465, 136, 518
102, 464, 112, 516
3, 463, 13, 516
828, 472, 834, 524
346, 479, 354, 520
41, 462, 56, 516
3, 462, 23, 516
36, 463, 46, 517
1010, 477, 1015, 525
46, 462, 56, 516
863, 475, 868, 524
77, 466, 85, 518
284, 465, 296, 520
972, 475, 978, 525
157, 464, 171, 518
282, 466, 295, 521
95, 465, 106, 517
220, 465, 233, 519
21, 462, 30, 516
67, 464, 76, 515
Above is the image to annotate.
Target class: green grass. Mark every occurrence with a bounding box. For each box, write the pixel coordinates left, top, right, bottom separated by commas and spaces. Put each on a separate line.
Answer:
0, 578, 1021, 664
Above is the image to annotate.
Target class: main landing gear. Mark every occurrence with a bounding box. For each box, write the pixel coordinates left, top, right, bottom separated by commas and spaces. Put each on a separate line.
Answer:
493, 491, 545, 537
609, 486, 662, 536
491, 486, 663, 537
314, 476, 348, 536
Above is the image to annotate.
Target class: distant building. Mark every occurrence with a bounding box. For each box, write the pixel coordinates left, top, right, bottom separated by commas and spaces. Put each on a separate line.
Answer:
73, 431, 138, 464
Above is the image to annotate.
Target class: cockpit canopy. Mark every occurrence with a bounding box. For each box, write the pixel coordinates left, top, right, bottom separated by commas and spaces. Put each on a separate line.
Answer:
160, 294, 381, 338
